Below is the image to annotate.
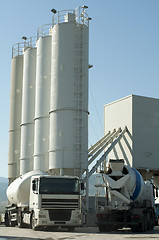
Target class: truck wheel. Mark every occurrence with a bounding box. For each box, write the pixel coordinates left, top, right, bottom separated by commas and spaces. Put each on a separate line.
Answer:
17, 211, 24, 228
67, 227, 75, 232
5, 212, 9, 227
139, 222, 145, 232
8, 217, 12, 227
99, 225, 106, 232
99, 225, 114, 232
31, 212, 38, 230
9, 219, 16, 227
131, 225, 137, 232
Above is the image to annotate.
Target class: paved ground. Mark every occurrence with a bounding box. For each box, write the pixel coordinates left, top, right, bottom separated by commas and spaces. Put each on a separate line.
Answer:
0, 225, 159, 240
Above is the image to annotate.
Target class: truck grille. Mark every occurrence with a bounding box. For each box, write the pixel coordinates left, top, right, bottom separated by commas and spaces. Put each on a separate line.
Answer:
41, 198, 79, 209
49, 209, 71, 221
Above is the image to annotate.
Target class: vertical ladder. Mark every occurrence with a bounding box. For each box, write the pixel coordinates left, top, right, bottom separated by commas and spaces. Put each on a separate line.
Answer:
74, 22, 84, 177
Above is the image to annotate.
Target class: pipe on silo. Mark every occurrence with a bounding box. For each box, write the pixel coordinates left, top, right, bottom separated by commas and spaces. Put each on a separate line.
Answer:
49, 12, 89, 177
8, 55, 23, 184
20, 47, 37, 175
34, 36, 51, 172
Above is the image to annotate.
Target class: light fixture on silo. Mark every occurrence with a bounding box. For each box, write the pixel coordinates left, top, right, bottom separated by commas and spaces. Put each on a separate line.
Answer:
21, 36, 27, 41
82, 5, 88, 9
51, 9, 57, 14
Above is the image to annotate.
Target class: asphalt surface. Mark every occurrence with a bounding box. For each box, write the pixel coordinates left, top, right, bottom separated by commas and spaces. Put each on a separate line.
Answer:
0, 225, 159, 240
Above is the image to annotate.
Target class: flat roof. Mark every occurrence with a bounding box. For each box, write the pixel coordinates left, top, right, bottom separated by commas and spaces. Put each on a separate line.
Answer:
104, 94, 159, 107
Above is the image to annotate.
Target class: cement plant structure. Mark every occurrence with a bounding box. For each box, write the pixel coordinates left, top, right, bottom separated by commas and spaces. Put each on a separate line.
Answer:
8, 5, 159, 200
8, 6, 90, 184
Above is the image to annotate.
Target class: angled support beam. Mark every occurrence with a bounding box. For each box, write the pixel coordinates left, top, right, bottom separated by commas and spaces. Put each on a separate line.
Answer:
88, 130, 116, 157
84, 127, 128, 182
88, 131, 111, 155
88, 128, 122, 166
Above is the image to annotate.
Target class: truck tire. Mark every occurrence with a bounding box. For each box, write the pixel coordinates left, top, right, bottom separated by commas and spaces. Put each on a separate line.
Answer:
17, 210, 24, 228
9, 219, 16, 227
98, 225, 106, 232
131, 223, 145, 233
5, 212, 9, 227
67, 227, 75, 232
99, 224, 115, 232
31, 212, 38, 231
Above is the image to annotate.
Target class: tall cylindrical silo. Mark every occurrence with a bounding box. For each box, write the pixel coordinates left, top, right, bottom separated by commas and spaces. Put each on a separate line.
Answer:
20, 47, 37, 175
8, 52, 23, 184
49, 10, 89, 177
34, 35, 51, 172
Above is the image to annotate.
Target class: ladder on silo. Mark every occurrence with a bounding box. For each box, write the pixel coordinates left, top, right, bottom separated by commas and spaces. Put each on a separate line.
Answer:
74, 23, 84, 177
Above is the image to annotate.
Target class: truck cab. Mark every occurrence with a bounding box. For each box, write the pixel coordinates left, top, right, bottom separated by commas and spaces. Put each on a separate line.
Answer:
29, 175, 83, 230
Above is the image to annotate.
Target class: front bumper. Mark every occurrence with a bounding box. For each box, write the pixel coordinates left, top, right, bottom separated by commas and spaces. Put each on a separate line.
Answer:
34, 209, 81, 227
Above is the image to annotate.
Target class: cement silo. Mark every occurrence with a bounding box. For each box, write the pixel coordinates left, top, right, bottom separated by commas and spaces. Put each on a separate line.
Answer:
8, 44, 23, 183
20, 44, 37, 175
49, 7, 89, 177
34, 28, 52, 172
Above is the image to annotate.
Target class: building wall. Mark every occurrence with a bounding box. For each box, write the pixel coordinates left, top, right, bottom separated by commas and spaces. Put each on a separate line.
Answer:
104, 95, 133, 166
133, 95, 159, 170
104, 95, 159, 172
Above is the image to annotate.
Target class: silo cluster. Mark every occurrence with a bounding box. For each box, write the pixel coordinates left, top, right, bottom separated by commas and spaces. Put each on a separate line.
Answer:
8, 7, 90, 183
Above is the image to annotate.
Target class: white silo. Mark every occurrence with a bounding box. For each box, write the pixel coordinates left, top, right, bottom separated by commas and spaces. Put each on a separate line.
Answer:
20, 46, 37, 175
8, 45, 23, 183
34, 31, 52, 172
49, 7, 89, 177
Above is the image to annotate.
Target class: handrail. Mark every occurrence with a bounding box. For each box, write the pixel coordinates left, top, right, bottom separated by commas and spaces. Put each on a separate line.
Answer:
52, 6, 89, 26
37, 24, 52, 40
12, 6, 90, 58
12, 36, 37, 58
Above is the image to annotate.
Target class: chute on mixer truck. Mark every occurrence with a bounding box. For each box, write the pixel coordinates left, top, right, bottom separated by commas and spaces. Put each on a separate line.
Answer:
96, 159, 156, 232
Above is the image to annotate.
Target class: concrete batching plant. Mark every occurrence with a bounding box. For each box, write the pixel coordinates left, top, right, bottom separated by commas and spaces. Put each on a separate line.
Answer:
8, 6, 90, 183
6, 6, 90, 230
7, 5, 159, 232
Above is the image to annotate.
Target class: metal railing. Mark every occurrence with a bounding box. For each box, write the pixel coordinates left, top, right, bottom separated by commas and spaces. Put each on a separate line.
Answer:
52, 6, 89, 26
37, 24, 52, 39
12, 6, 90, 57
12, 36, 37, 58
75, 6, 90, 26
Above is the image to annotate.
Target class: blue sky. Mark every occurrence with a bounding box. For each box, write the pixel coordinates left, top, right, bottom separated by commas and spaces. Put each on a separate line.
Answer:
0, 0, 159, 178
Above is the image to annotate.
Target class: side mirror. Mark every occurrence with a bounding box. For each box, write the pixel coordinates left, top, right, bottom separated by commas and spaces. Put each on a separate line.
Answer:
81, 182, 84, 191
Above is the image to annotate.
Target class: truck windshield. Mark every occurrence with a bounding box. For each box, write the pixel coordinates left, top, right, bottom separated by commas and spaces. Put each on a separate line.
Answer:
39, 178, 79, 194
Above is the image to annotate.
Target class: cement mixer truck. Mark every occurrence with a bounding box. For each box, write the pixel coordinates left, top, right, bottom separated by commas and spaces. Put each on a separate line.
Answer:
5, 170, 84, 231
96, 159, 156, 232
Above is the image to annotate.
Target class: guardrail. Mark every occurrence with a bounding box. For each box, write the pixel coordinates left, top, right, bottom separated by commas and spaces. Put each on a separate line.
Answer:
12, 36, 37, 58
52, 6, 89, 26
12, 6, 90, 57
37, 24, 52, 40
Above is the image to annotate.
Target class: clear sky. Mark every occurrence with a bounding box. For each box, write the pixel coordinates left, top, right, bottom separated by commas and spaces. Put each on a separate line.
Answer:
0, 0, 159, 178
